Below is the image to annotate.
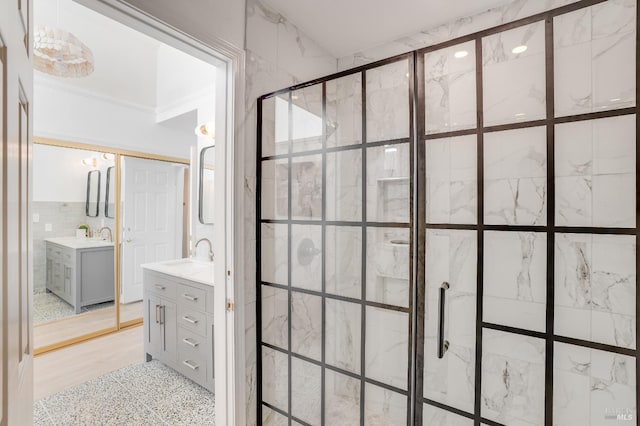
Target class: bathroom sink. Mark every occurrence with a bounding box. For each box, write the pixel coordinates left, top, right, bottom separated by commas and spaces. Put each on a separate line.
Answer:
141, 258, 215, 286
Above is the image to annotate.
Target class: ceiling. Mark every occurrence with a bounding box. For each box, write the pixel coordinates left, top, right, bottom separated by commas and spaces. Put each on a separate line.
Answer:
34, 0, 162, 107
262, 0, 515, 58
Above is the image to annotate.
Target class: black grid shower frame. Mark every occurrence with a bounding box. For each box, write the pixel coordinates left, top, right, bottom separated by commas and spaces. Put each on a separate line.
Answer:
257, 0, 638, 424
257, 53, 416, 425
414, 0, 639, 425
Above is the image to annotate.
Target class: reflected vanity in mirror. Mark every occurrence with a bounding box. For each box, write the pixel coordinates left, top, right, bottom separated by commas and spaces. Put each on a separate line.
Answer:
33, 143, 116, 351
105, 166, 115, 218
199, 145, 215, 224
86, 169, 101, 217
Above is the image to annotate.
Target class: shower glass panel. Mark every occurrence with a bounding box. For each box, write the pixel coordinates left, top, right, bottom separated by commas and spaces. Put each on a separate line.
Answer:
258, 1, 638, 425
259, 55, 414, 425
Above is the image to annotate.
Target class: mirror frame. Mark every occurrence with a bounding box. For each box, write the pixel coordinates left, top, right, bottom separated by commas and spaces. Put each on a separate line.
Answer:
199, 145, 215, 225
105, 166, 115, 218
85, 169, 101, 217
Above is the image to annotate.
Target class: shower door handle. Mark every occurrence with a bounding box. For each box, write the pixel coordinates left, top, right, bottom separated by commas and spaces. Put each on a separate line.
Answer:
438, 282, 450, 359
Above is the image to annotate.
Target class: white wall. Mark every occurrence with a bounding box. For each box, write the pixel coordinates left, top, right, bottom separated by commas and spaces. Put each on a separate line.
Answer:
33, 144, 114, 203
34, 76, 194, 159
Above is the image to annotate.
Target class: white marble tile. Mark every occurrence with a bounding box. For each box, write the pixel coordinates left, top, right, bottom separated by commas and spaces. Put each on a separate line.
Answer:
364, 383, 407, 425
366, 60, 411, 143
483, 21, 546, 126
424, 41, 477, 134
554, 1, 637, 117
262, 406, 288, 426
481, 330, 545, 425
291, 358, 321, 425
261, 285, 288, 349
261, 223, 288, 285
325, 226, 362, 299
325, 370, 360, 426
326, 148, 362, 222
276, 17, 337, 83
484, 126, 547, 180
261, 159, 288, 220
555, 115, 636, 227
365, 307, 409, 390
484, 126, 547, 225
291, 224, 322, 291
555, 233, 636, 349
291, 84, 323, 153
325, 299, 361, 374
366, 228, 410, 308
484, 231, 547, 332
554, 342, 637, 426
426, 135, 477, 224
423, 404, 474, 426
592, 173, 635, 228
291, 291, 322, 361
326, 73, 363, 148
291, 155, 322, 220
261, 94, 289, 157
366, 143, 411, 223
245, 0, 279, 64
424, 230, 476, 413
262, 347, 288, 412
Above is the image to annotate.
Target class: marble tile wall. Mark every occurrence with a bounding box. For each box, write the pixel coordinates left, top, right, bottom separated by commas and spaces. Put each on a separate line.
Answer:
555, 115, 636, 227
554, 0, 636, 117
554, 342, 636, 425
424, 41, 477, 134
481, 330, 546, 425
555, 233, 636, 349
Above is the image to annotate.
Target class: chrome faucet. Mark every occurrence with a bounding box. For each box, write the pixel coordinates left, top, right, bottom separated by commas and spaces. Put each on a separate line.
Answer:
98, 226, 113, 242
195, 238, 214, 262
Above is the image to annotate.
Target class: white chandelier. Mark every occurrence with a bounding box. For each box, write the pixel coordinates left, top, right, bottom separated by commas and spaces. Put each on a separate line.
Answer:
34, 25, 94, 78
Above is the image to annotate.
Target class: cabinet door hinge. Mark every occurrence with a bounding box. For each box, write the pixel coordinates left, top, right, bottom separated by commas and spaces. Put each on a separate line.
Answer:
226, 300, 234, 311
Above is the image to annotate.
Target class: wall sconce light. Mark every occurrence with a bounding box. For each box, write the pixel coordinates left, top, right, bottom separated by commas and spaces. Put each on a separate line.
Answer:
81, 157, 98, 168
195, 122, 215, 139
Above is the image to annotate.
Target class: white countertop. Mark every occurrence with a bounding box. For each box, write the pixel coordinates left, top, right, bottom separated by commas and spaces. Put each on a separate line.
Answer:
141, 258, 215, 287
45, 237, 114, 250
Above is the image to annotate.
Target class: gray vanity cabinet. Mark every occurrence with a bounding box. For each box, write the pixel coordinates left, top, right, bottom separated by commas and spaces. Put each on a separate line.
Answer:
45, 240, 114, 313
143, 269, 214, 392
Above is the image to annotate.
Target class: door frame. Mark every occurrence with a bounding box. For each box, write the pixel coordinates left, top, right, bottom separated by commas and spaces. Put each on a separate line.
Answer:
58, 1, 244, 425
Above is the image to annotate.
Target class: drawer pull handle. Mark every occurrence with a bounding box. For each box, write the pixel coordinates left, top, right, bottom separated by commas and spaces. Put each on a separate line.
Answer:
182, 338, 199, 348
183, 360, 199, 370
182, 316, 198, 325
182, 294, 198, 302
155, 284, 166, 290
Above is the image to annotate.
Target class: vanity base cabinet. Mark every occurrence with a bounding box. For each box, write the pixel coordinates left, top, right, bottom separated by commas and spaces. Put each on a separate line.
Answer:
45, 241, 114, 313
143, 270, 214, 393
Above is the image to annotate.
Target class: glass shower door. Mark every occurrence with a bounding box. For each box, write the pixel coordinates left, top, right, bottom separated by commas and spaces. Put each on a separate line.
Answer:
259, 55, 415, 425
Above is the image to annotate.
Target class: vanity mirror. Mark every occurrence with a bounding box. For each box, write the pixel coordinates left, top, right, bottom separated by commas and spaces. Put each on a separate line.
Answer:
86, 169, 101, 217
105, 166, 115, 218
199, 145, 215, 224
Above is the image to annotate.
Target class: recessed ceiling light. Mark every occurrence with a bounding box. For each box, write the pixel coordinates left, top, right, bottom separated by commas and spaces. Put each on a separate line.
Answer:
512, 45, 528, 54
515, 112, 526, 118
454, 50, 468, 59
610, 98, 621, 102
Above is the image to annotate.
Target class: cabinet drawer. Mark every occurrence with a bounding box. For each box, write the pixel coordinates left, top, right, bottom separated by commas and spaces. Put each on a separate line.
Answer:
177, 327, 209, 362
177, 306, 207, 337
145, 275, 176, 299
178, 351, 208, 386
177, 284, 206, 312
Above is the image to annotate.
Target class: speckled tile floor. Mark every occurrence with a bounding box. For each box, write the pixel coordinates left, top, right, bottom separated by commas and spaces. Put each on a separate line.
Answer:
34, 292, 114, 324
35, 360, 215, 425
